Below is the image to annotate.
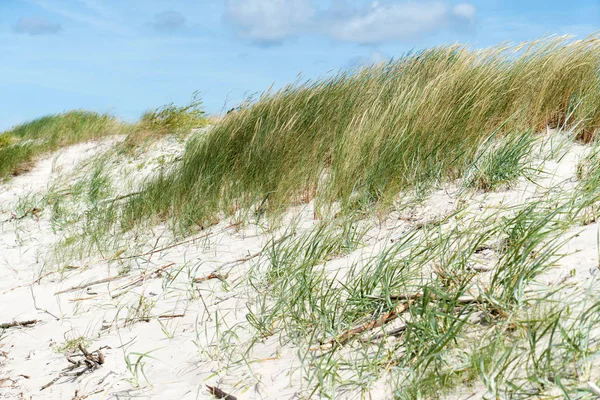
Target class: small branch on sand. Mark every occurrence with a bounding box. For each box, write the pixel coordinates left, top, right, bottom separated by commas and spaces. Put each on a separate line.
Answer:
193, 273, 228, 283
0, 319, 38, 329
3, 207, 42, 223
100, 191, 141, 205
57, 262, 175, 299
55, 274, 130, 295
112, 223, 241, 262
363, 325, 408, 342
40, 345, 104, 391
30, 286, 60, 320
158, 314, 185, 319
69, 294, 104, 302
216, 236, 286, 273
310, 301, 414, 351
386, 292, 484, 306
2, 270, 59, 296
206, 385, 237, 400
110, 262, 176, 298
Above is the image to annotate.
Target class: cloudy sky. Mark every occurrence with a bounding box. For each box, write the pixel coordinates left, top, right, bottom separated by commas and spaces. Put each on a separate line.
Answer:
1, 0, 599, 130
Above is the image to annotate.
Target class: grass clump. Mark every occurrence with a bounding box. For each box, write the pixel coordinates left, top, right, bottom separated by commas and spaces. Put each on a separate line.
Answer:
55, 335, 90, 354
0, 134, 12, 148
118, 35, 600, 233
464, 131, 536, 191
0, 110, 125, 179
123, 91, 207, 150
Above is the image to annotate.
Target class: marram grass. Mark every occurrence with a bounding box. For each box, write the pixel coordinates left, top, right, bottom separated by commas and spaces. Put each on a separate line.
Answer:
0, 110, 125, 179
121, 35, 600, 232
0, 95, 208, 180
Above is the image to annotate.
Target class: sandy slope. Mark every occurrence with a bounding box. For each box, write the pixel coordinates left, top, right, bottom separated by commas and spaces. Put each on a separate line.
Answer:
0, 135, 599, 399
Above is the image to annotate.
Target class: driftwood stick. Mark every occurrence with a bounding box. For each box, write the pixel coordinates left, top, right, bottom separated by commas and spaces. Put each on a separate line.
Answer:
310, 301, 413, 351
1, 270, 59, 295
41, 345, 104, 390
193, 273, 228, 283
110, 262, 176, 299
55, 274, 129, 295
216, 236, 286, 272
158, 314, 185, 319
0, 319, 38, 329
365, 325, 408, 342
58, 262, 175, 298
206, 385, 237, 400
40, 376, 60, 390
100, 191, 142, 205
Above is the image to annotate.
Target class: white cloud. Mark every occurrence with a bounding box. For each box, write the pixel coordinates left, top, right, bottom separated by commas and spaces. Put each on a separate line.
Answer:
453, 2, 476, 20
151, 11, 186, 32
325, 1, 476, 45
224, 0, 315, 45
13, 17, 62, 35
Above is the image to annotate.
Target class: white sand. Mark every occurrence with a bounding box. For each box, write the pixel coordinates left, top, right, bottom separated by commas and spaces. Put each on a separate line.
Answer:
0, 134, 598, 399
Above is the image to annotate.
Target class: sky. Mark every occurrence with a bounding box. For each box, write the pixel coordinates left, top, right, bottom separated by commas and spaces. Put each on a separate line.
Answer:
0, 0, 599, 131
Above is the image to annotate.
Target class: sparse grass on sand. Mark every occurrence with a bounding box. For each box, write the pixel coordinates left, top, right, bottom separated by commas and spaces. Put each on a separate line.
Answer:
118, 35, 600, 233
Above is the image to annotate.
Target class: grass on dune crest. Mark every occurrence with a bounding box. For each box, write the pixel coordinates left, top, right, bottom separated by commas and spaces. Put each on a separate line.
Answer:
121, 35, 600, 232
0, 110, 126, 179
0, 95, 208, 180
121, 91, 208, 151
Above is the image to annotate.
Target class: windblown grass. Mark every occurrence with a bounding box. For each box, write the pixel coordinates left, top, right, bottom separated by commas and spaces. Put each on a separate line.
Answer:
0, 110, 125, 179
122, 91, 207, 150
0, 93, 208, 180
121, 35, 600, 232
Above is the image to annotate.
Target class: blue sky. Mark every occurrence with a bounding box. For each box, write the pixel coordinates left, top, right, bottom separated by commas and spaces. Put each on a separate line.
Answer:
0, 0, 599, 131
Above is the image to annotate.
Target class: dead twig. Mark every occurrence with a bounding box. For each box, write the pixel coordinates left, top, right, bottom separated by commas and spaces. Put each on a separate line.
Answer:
112, 223, 240, 262
30, 286, 60, 320
58, 262, 175, 299
55, 274, 129, 295
310, 301, 414, 351
364, 325, 408, 342
110, 262, 175, 298
206, 385, 237, 400
1, 270, 59, 295
71, 388, 103, 400
40, 345, 104, 391
0, 320, 38, 329
158, 314, 185, 319
193, 273, 228, 283
99, 191, 142, 205
216, 236, 286, 273
3, 208, 42, 223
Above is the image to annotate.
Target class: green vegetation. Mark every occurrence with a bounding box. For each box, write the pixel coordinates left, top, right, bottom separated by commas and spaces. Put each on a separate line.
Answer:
122, 91, 207, 150
119, 35, 600, 233
0, 110, 124, 179
0, 95, 208, 180
464, 131, 536, 191
5, 35, 600, 400
244, 182, 600, 398
55, 335, 90, 354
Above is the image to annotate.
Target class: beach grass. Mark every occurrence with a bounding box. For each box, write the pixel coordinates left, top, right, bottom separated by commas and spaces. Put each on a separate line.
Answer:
0, 110, 126, 179
118, 35, 600, 233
